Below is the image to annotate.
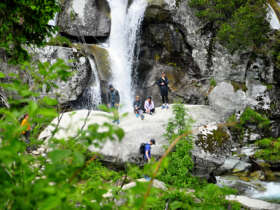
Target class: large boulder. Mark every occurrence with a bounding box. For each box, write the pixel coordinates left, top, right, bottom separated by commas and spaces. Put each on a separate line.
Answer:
1, 46, 92, 105
208, 82, 248, 119
57, 0, 111, 40
38, 104, 255, 178
39, 105, 233, 176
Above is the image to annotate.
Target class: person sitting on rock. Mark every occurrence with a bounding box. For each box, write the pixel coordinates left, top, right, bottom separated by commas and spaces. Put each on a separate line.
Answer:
144, 139, 156, 163
144, 96, 155, 115
107, 85, 120, 124
157, 71, 169, 109
133, 95, 144, 120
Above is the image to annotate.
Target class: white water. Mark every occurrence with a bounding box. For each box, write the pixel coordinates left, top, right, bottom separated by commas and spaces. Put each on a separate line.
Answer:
268, 4, 280, 30
106, 0, 147, 112
250, 182, 280, 202
87, 57, 102, 108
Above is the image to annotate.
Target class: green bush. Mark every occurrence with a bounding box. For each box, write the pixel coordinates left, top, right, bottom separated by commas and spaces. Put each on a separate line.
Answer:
239, 107, 270, 129
0, 0, 59, 63
255, 138, 280, 162
159, 104, 195, 187
47, 35, 72, 47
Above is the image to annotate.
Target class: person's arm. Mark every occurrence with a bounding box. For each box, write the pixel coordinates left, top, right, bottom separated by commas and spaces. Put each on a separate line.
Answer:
145, 150, 150, 162
165, 77, 169, 85
156, 78, 161, 86
116, 90, 120, 106
107, 92, 111, 107
144, 101, 148, 111
151, 101, 155, 109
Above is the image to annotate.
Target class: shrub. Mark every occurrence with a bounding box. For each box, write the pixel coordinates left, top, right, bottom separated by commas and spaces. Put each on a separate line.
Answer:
255, 138, 280, 162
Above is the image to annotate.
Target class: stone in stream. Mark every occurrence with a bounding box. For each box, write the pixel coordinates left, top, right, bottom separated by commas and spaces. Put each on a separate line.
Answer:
226, 195, 280, 210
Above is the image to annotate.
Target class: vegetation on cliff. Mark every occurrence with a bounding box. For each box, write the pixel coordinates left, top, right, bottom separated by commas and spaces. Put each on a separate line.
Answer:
189, 0, 270, 52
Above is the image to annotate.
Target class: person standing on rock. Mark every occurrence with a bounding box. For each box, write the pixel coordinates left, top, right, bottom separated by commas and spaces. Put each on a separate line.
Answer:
133, 95, 144, 120
107, 85, 120, 124
144, 96, 155, 115
157, 71, 169, 109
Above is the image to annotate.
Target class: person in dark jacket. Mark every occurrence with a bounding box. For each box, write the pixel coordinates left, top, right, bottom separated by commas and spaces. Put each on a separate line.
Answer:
107, 85, 120, 109
133, 95, 144, 120
157, 71, 169, 109
107, 85, 120, 124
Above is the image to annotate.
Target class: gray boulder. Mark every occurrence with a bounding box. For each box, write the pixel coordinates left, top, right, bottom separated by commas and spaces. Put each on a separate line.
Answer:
226, 195, 280, 210
30, 46, 92, 104
38, 105, 232, 178
209, 82, 248, 119
0, 46, 92, 105
57, 0, 111, 39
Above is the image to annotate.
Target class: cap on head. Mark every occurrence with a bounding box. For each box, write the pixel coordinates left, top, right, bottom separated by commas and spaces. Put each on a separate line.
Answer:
150, 139, 155, 145
148, 96, 152, 100
109, 84, 113, 89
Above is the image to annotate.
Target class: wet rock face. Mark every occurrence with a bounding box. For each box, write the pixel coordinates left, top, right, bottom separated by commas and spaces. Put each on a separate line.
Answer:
57, 0, 111, 41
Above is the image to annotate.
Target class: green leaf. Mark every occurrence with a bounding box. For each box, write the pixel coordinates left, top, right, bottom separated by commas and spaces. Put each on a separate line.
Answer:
0, 72, 5, 78
48, 149, 72, 163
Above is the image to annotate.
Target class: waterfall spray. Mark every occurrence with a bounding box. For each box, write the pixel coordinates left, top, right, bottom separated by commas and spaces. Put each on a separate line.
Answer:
106, 0, 147, 112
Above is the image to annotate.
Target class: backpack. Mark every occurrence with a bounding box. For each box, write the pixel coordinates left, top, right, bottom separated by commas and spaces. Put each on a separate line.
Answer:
139, 143, 146, 156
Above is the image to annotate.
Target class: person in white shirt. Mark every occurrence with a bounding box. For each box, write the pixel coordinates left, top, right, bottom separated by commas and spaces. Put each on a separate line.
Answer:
144, 96, 155, 115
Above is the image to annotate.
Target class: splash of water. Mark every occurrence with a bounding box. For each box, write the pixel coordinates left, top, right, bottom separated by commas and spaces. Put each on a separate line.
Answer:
74, 57, 102, 109
106, 0, 147, 112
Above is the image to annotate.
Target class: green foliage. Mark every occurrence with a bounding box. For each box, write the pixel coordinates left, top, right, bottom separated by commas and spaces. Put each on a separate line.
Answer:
159, 104, 195, 187
255, 138, 280, 162
47, 35, 72, 47
189, 0, 270, 53
239, 107, 270, 129
0, 0, 59, 63
196, 127, 230, 153
0, 60, 125, 209
210, 78, 216, 87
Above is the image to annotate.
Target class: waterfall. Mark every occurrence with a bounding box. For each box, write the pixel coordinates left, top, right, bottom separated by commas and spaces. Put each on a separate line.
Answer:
73, 57, 102, 109
106, 0, 147, 112
268, 3, 280, 30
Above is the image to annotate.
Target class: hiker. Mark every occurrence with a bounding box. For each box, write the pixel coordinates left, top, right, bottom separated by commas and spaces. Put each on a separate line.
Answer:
144, 96, 155, 115
157, 71, 169, 109
140, 139, 156, 163
20, 113, 31, 143
107, 85, 120, 109
133, 95, 144, 120
107, 85, 120, 124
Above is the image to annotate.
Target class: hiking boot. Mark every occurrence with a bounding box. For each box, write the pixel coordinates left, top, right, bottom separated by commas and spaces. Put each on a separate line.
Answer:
166, 104, 169, 109
141, 114, 144, 120
161, 104, 165, 109
136, 113, 140, 118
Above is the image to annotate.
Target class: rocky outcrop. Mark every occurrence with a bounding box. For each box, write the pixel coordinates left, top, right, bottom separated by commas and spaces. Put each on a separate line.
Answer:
38, 104, 255, 178
57, 0, 111, 41
135, 0, 280, 118
1, 46, 92, 105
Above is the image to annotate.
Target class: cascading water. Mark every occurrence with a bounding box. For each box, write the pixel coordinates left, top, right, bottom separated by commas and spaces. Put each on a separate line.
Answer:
106, 0, 147, 112
73, 57, 102, 109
